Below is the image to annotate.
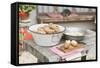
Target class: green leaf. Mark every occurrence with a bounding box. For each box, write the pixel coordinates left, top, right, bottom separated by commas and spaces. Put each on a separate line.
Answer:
26, 9, 32, 13
19, 4, 36, 13
19, 34, 25, 39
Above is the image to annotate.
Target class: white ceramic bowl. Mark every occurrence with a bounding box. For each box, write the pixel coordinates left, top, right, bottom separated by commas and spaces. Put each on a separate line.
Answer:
64, 27, 86, 41
29, 24, 65, 46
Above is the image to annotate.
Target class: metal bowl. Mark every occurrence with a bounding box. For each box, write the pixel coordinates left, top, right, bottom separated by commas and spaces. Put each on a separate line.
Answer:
64, 27, 86, 41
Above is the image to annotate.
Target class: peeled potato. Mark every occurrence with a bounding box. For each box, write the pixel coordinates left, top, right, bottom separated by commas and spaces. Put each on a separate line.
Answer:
43, 26, 54, 34
71, 40, 78, 47
69, 45, 74, 49
50, 24, 59, 29
64, 44, 69, 49
37, 27, 46, 34
65, 40, 71, 45
63, 40, 71, 49
38, 30, 46, 34
49, 23, 60, 32
46, 29, 55, 34
54, 27, 60, 32
36, 23, 60, 34
49, 23, 53, 26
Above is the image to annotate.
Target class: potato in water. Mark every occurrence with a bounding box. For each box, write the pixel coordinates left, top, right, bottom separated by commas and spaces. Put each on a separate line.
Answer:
43, 26, 55, 34
49, 23, 60, 32
36, 23, 60, 34
37, 27, 46, 34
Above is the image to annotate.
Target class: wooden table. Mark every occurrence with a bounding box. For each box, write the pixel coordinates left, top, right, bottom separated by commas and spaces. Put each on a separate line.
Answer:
24, 30, 96, 62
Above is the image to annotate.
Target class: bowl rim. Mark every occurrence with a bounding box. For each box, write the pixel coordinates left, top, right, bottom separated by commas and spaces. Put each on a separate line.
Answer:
29, 24, 65, 35
64, 33, 85, 37
65, 26, 86, 29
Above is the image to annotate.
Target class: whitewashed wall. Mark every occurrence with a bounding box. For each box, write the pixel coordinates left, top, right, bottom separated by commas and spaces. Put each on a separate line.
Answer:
29, 8, 37, 24
38, 6, 96, 13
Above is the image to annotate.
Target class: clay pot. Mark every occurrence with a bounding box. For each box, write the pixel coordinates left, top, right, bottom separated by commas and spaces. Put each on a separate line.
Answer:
19, 12, 29, 20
